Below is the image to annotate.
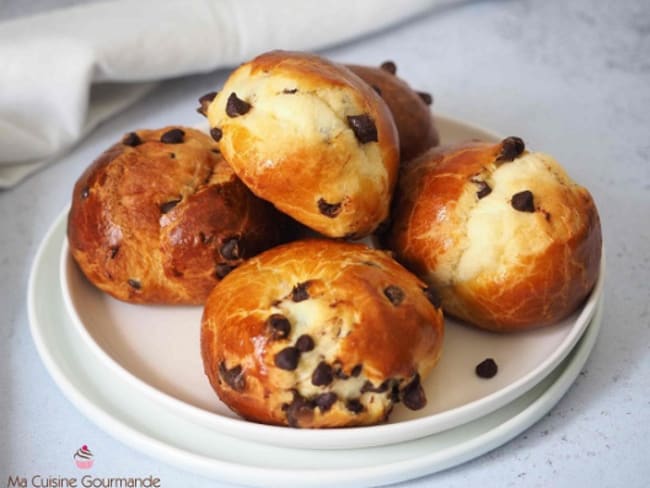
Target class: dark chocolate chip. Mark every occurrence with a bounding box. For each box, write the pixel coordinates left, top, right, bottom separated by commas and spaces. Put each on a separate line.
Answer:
402, 374, 426, 410
81, 186, 90, 199
311, 362, 333, 386
295, 334, 315, 353
282, 88, 298, 94
345, 398, 364, 414
476, 358, 498, 378
334, 365, 349, 380
285, 393, 314, 427
291, 282, 310, 302
371, 84, 382, 96
423, 287, 442, 309
127, 279, 141, 290
220, 237, 240, 260
266, 314, 291, 340
475, 180, 492, 199
122, 132, 142, 147
511, 190, 535, 212
380, 60, 397, 74
226, 92, 251, 117
496, 136, 525, 162
109, 246, 119, 259
159, 199, 181, 214
384, 285, 405, 306
417, 91, 433, 105
347, 114, 378, 144
160, 128, 185, 144
197, 91, 218, 116
317, 198, 342, 218
274, 347, 301, 370
390, 383, 400, 403
210, 127, 223, 142
313, 392, 338, 412
169, 153, 176, 159
215, 263, 235, 279
218, 362, 245, 391
351, 364, 363, 377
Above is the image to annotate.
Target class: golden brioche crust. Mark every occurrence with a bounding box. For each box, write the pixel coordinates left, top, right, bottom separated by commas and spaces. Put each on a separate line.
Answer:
347, 63, 439, 162
201, 239, 444, 427
68, 126, 291, 304
206, 50, 400, 239
385, 138, 602, 331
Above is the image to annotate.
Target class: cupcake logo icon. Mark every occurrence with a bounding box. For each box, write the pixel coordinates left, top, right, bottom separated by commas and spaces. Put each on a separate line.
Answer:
74, 444, 94, 469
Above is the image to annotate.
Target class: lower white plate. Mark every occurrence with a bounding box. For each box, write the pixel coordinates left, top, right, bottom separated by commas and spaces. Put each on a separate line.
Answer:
29, 192, 604, 488
57, 115, 604, 450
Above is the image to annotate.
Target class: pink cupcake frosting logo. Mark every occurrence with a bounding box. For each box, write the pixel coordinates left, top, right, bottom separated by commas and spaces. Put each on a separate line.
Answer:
74, 444, 94, 469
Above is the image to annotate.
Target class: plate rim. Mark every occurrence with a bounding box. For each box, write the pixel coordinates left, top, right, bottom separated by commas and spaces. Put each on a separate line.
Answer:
27, 211, 604, 486
57, 114, 605, 449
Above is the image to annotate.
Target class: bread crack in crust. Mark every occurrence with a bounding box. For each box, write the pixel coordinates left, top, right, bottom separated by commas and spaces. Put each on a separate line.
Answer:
385, 138, 601, 331
206, 50, 399, 239
201, 239, 444, 428
68, 126, 292, 304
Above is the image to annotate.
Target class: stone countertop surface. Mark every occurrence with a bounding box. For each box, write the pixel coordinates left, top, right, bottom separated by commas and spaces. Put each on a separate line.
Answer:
1, 0, 649, 486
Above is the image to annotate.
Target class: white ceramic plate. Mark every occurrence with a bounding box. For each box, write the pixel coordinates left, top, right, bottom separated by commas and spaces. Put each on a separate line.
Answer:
58, 115, 604, 450
28, 214, 604, 487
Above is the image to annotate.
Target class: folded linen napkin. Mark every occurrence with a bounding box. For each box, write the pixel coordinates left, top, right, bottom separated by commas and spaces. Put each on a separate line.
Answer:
0, 0, 447, 188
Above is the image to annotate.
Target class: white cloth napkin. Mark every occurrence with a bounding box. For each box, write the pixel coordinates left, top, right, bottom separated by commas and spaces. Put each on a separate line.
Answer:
0, 0, 449, 188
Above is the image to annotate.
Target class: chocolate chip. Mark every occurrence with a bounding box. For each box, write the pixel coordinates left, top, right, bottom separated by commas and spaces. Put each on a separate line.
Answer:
417, 91, 433, 105
127, 279, 141, 290
215, 263, 235, 279
211, 148, 221, 154
274, 347, 301, 370
197, 91, 218, 116
160, 128, 185, 144
122, 132, 142, 147
313, 392, 337, 412
334, 364, 349, 380
496, 136, 525, 162
282, 88, 298, 94
295, 334, 314, 353
317, 198, 342, 218
81, 186, 89, 199
210, 127, 223, 142
218, 362, 245, 391
345, 399, 364, 414
220, 237, 240, 260
347, 114, 378, 144
371, 85, 382, 96
384, 285, 405, 305
476, 358, 498, 378
266, 314, 291, 340
390, 383, 400, 403
423, 287, 442, 309
291, 282, 310, 302
109, 246, 119, 259
351, 364, 363, 377
475, 180, 492, 199
312, 362, 333, 386
402, 374, 426, 410
226, 92, 251, 117
285, 394, 314, 427
159, 199, 181, 214
361, 380, 389, 394
169, 153, 176, 159
511, 190, 535, 212
380, 60, 397, 74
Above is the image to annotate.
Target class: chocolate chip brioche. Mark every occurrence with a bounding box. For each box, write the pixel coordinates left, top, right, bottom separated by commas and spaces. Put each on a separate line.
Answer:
347, 61, 439, 162
384, 137, 602, 331
68, 126, 291, 304
201, 239, 444, 428
204, 50, 400, 239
